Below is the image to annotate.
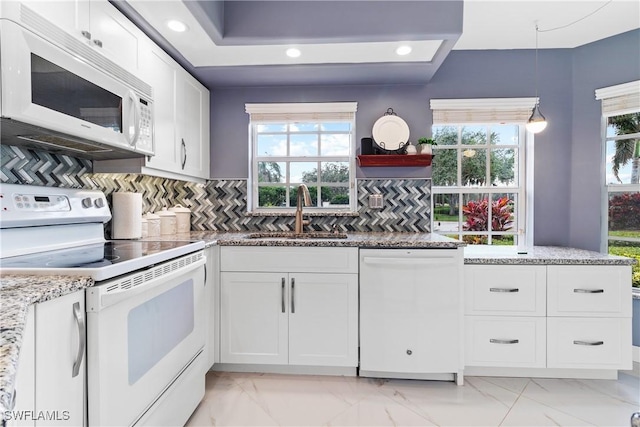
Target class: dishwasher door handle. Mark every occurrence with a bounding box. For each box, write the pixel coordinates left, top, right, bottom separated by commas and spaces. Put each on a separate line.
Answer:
362, 257, 456, 266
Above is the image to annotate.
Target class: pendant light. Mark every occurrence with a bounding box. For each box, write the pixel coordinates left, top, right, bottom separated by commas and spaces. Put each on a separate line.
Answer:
526, 25, 547, 134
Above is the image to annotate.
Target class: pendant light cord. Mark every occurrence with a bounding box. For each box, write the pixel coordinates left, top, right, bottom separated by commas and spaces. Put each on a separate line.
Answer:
537, 1, 614, 33
534, 24, 539, 103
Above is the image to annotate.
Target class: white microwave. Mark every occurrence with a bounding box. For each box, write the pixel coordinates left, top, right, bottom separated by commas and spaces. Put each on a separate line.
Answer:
0, 16, 154, 159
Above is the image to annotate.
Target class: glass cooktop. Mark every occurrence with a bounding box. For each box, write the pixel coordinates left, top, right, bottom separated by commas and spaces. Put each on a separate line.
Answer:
0, 240, 205, 281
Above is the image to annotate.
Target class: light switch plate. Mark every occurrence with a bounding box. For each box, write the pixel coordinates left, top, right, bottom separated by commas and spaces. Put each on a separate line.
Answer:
369, 194, 383, 209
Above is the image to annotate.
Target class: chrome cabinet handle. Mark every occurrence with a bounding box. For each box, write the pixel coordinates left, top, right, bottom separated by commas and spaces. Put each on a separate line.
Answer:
281, 278, 285, 313
72, 302, 86, 378
204, 264, 207, 285
81, 30, 91, 40
574, 289, 604, 294
181, 139, 187, 170
92, 39, 103, 48
291, 278, 295, 314
489, 287, 519, 293
573, 340, 604, 346
490, 338, 519, 344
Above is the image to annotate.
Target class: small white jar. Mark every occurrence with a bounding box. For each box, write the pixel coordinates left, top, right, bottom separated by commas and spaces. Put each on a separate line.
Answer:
140, 217, 149, 238
145, 212, 161, 237
158, 208, 177, 235
169, 204, 191, 234
405, 144, 417, 155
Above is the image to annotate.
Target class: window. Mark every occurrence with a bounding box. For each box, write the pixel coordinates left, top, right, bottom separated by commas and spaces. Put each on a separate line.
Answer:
246, 103, 357, 212
430, 98, 535, 246
596, 81, 640, 287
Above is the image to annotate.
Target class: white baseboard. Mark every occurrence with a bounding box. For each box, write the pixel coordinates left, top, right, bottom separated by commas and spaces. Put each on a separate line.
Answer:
634, 345, 640, 363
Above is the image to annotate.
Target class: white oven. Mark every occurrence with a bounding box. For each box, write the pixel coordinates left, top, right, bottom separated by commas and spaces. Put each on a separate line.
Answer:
86, 252, 206, 427
0, 184, 206, 427
0, 7, 154, 158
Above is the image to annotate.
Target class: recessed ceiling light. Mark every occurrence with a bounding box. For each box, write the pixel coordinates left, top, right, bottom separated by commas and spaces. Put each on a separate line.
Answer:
167, 20, 188, 33
286, 48, 301, 58
395, 45, 412, 56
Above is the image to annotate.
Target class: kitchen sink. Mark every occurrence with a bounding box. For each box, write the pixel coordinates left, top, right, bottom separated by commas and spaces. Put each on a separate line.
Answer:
246, 231, 348, 239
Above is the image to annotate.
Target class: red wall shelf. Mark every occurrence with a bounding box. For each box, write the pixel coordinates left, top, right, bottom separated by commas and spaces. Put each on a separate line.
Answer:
356, 154, 433, 167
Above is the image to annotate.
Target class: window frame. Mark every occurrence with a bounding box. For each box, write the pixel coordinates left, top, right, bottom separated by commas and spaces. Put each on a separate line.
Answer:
596, 80, 640, 253
430, 97, 538, 246
246, 102, 357, 213
430, 124, 529, 246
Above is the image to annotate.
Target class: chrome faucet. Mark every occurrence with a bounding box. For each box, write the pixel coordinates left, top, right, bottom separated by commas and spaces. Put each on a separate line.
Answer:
294, 184, 311, 233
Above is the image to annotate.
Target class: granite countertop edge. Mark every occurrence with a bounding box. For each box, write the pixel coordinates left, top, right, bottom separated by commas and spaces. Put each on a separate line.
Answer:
0, 275, 94, 418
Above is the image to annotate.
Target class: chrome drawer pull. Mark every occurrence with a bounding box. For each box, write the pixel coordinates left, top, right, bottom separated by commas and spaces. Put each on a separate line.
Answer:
490, 338, 519, 344
573, 288, 604, 294
489, 287, 519, 293
573, 340, 604, 346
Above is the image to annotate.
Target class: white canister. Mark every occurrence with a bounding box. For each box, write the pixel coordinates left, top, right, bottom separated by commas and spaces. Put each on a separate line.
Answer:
405, 144, 417, 155
140, 217, 148, 238
158, 208, 177, 235
169, 204, 191, 234
145, 212, 161, 237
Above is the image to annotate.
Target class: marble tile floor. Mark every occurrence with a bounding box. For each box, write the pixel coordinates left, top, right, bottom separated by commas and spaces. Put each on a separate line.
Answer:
187, 363, 640, 427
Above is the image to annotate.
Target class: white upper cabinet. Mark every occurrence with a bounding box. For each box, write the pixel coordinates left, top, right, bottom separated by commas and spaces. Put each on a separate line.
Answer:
136, 41, 210, 181
16, 0, 142, 73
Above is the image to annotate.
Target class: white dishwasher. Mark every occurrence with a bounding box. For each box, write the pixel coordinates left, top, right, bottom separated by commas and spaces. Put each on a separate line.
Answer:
359, 248, 464, 385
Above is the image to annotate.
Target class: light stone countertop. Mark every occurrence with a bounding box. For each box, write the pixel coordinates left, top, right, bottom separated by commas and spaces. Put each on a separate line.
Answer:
464, 244, 636, 265
0, 275, 94, 419
1, 233, 636, 418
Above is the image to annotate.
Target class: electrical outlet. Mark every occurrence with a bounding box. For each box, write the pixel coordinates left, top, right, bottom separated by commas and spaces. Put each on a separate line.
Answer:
369, 194, 383, 209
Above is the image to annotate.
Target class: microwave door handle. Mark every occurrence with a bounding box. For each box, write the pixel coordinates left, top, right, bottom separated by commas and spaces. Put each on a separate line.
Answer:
126, 90, 141, 147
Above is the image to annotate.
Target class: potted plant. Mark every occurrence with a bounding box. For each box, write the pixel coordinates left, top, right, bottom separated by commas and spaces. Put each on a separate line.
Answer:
417, 137, 437, 155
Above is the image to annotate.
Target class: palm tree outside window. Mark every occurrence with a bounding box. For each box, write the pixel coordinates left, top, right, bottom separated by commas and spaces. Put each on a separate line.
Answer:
605, 112, 640, 288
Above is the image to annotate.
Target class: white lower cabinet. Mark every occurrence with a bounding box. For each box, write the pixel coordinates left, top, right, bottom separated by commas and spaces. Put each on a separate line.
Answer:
465, 316, 546, 368
8, 291, 85, 427
547, 317, 631, 369
464, 263, 632, 376
219, 247, 358, 368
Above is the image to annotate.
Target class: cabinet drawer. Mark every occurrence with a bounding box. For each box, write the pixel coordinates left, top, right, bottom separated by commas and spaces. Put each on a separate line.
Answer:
465, 265, 546, 316
547, 265, 631, 317
220, 246, 358, 273
547, 317, 632, 369
465, 316, 546, 368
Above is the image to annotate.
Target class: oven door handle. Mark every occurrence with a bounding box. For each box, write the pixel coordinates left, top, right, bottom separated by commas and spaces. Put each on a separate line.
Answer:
92, 259, 206, 310
72, 302, 86, 378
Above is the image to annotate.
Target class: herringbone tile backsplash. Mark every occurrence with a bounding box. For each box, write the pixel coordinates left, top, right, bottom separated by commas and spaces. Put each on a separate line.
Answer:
1, 145, 431, 232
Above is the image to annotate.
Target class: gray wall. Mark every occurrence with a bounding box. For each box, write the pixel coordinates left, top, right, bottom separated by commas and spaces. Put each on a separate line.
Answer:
210, 85, 432, 179
209, 29, 640, 250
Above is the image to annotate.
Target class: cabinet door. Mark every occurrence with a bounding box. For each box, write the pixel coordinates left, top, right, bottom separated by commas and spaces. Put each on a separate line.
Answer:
7, 307, 36, 427
141, 45, 179, 172
89, 1, 140, 71
34, 291, 85, 426
288, 273, 358, 367
220, 272, 288, 364
20, 0, 90, 41
176, 71, 210, 179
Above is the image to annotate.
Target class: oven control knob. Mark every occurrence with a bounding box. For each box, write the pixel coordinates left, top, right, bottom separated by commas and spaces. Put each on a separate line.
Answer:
82, 197, 93, 208
94, 198, 105, 208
